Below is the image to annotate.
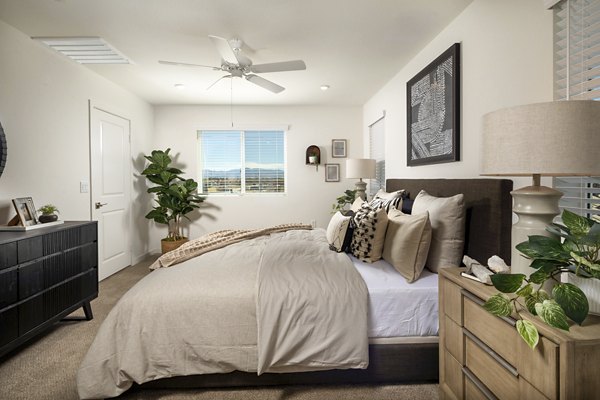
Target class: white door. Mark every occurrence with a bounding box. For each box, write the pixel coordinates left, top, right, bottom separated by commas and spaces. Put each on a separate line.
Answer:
90, 106, 132, 281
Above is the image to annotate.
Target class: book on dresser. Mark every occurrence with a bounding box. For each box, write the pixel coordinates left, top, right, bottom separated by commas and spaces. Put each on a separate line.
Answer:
0, 221, 98, 358
439, 267, 600, 400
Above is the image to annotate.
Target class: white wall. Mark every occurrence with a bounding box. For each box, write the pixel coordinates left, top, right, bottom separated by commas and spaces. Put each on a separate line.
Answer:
363, 0, 553, 190
151, 105, 362, 250
0, 19, 154, 262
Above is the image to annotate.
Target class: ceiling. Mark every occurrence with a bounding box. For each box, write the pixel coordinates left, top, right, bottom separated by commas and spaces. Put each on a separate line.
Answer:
0, 0, 473, 106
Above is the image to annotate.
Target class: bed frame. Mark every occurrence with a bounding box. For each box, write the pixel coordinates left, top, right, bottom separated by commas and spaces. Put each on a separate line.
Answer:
136, 178, 513, 391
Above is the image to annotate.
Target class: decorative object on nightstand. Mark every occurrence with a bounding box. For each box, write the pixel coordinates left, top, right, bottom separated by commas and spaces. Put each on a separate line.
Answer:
305, 145, 320, 171
346, 158, 376, 201
37, 204, 59, 223
331, 139, 347, 158
481, 100, 600, 276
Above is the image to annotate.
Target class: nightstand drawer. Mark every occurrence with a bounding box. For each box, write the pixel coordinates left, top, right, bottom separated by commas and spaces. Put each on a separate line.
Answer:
443, 350, 464, 400
442, 278, 462, 325
463, 292, 518, 367
445, 315, 463, 364
518, 335, 558, 400
465, 335, 518, 400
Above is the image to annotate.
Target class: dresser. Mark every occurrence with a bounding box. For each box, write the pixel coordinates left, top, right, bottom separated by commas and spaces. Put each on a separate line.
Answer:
0, 221, 98, 358
439, 267, 600, 400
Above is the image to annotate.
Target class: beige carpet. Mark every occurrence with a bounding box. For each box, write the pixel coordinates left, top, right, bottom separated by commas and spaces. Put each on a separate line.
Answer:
0, 258, 439, 400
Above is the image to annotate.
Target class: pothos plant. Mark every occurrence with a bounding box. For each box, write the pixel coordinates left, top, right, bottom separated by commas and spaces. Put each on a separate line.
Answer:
484, 209, 600, 349
141, 149, 205, 241
331, 189, 357, 214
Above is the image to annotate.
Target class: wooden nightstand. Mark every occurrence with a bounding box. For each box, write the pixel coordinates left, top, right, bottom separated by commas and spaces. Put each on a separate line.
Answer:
439, 267, 600, 400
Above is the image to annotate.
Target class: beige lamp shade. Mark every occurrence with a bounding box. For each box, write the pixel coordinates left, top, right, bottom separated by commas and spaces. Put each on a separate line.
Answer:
481, 100, 600, 177
346, 158, 376, 179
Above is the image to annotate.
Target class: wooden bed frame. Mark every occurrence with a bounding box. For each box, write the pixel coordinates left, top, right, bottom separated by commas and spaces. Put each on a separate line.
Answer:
136, 178, 513, 391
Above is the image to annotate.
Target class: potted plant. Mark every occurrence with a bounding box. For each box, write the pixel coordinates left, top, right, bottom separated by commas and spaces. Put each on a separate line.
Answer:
37, 204, 59, 223
141, 148, 205, 254
332, 189, 357, 214
484, 209, 600, 349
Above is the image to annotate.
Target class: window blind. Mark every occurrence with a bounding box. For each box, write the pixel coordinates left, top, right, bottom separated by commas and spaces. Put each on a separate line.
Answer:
369, 116, 385, 197
198, 130, 286, 195
553, 0, 600, 221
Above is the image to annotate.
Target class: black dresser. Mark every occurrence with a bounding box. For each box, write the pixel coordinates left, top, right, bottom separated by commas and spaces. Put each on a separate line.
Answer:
0, 221, 98, 358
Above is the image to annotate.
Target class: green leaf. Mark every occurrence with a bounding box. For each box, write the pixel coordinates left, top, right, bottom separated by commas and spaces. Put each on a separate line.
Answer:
516, 320, 539, 349
527, 235, 570, 261
516, 283, 533, 297
537, 300, 570, 331
524, 290, 550, 315
483, 293, 512, 317
529, 269, 550, 285
561, 209, 593, 236
552, 283, 589, 325
529, 259, 566, 271
490, 273, 526, 293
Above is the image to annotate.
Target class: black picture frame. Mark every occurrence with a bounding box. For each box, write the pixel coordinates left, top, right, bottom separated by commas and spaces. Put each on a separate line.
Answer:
406, 43, 460, 166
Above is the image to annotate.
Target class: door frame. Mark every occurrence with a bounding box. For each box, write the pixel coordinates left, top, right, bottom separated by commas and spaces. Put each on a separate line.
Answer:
88, 100, 133, 274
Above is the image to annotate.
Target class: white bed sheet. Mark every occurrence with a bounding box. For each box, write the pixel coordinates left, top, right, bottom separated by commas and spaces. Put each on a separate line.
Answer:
349, 255, 439, 338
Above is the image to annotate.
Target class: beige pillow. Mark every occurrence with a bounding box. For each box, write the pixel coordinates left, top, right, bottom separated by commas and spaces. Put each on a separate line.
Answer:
412, 190, 465, 273
326, 212, 353, 252
350, 197, 365, 212
351, 205, 388, 262
383, 210, 432, 283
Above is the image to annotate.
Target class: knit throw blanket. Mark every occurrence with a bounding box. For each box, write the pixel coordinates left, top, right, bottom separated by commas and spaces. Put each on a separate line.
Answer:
150, 223, 313, 269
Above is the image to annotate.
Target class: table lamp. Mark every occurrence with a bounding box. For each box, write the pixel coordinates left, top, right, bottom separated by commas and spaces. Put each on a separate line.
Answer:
346, 158, 376, 201
481, 100, 600, 275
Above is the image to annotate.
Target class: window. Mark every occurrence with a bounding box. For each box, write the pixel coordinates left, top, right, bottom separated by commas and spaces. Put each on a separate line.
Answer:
552, 0, 600, 222
198, 130, 286, 195
369, 114, 385, 197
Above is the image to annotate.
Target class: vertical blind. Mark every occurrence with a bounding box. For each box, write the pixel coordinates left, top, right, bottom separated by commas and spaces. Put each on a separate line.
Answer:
552, 0, 600, 222
198, 130, 286, 194
369, 116, 385, 197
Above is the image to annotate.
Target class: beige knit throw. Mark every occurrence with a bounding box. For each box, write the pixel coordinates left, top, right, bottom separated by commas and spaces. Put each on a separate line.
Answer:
149, 223, 313, 269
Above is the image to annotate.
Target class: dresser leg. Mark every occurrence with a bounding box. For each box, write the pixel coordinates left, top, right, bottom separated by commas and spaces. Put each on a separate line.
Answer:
82, 301, 93, 320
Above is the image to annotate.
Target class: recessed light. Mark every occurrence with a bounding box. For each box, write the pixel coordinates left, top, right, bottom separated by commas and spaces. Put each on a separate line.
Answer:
320, 85, 330, 91
174, 84, 186, 90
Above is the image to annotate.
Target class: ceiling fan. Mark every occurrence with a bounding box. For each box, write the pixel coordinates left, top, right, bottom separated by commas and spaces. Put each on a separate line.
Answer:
159, 35, 306, 94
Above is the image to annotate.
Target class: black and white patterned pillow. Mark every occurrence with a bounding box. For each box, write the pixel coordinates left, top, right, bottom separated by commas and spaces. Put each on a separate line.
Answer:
326, 211, 355, 252
350, 203, 388, 262
369, 189, 406, 213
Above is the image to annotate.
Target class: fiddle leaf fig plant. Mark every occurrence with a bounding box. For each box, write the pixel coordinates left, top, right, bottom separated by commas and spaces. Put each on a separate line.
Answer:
332, 189, 357, 214
142, 148, 205, 241
484, 209, 599, 349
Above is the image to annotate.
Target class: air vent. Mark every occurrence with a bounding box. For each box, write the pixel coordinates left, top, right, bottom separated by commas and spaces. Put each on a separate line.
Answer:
32, 37, 130, 64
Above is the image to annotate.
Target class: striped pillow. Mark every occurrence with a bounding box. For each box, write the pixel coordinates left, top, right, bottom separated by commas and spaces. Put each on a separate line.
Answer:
369, 189, 406, 213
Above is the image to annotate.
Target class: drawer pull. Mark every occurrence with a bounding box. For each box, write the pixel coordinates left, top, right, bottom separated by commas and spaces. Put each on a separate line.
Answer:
461, 289, 516, 327
463, 366, 499, 400
464, 328, 519, 377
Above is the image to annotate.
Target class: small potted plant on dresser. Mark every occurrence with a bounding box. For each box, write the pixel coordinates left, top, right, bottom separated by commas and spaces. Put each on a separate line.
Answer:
141, 148, 205, 254
37, 204, 59, 223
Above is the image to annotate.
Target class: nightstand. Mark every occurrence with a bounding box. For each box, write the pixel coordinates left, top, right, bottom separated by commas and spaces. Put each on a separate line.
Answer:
439, 267, 600, 400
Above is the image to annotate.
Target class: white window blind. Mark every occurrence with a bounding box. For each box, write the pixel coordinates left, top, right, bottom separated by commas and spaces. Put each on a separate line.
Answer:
369, 115, 385, 197
198, 130, 286, 195
552, 0, 600, 222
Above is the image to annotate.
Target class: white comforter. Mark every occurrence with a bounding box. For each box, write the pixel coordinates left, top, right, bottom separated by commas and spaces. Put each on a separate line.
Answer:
77, 229, 369, 399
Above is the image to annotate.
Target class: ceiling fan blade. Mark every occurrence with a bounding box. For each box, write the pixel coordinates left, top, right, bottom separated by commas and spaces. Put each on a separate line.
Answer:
159, 60, 220, 70
245, 74, 285, 93
208, 35, 238, 64
250, 60, 306, 73
207, 75, 231, 90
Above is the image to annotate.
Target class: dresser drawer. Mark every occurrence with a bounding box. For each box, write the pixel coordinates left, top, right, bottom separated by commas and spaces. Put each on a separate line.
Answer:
445, 315, 463, 364
442, 278, 463, 325
518, 335, 558, 400
0, 267, 18, 308
443, 350, 464, 400
520, 377, 550, 400
0, 242, 17, 270
464, 368, 496, 400
465, 335, 518, 400
463, 292, 518, 367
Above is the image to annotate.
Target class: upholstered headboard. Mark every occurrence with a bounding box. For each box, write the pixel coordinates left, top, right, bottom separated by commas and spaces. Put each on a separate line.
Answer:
386, 178, 513, 265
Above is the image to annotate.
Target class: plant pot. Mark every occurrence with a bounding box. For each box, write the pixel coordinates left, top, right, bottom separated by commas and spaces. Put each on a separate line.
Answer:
39, 214, 58, 223
563, 273, 600, 316
161, 237, 188, 254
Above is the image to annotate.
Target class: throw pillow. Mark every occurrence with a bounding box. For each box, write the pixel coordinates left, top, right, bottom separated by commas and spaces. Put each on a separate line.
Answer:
326, 211, 354, 252
382, 209, 432, 283
412, 190, 465, 273
370, 189, 406, 212
350, 197, 365, 212
351, 204, 389, 262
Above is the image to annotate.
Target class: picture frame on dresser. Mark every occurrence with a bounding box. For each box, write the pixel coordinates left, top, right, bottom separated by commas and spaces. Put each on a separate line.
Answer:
12, 197, 38, 226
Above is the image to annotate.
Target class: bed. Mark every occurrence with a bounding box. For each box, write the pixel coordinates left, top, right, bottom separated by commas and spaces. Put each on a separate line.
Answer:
78, 178, 512, 397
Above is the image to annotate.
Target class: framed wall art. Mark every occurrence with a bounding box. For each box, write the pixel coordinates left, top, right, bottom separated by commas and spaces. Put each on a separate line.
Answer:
331, 139, 347, 158
325, 164, 340, 182
406, 43, 460, 166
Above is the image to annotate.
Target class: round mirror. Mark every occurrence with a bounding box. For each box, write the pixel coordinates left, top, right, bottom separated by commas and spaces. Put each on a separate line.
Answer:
0, 122, 6, 178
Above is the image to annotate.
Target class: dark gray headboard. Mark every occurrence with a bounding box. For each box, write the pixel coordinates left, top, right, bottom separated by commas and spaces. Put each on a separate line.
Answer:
386, 178, 513, 265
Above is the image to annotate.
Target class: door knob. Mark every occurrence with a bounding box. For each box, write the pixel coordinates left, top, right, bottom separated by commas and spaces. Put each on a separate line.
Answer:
95, 202, 107, 209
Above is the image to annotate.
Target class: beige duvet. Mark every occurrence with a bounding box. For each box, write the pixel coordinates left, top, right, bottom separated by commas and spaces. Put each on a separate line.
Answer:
77, 229, 369, 399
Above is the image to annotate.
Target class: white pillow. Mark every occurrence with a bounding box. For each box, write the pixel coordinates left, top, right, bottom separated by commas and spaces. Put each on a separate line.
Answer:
412, 190, 465, 273
383, 209, 432, 283
326, 212, 353, 252
351, 204, 389, 262
350, 197, 365, 212
370, 189, 406, 212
